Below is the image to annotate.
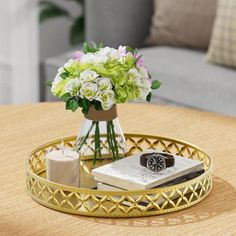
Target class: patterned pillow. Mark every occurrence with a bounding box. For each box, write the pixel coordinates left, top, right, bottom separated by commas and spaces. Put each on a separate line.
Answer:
146, 0, 217, 49
206, 0, 236, 68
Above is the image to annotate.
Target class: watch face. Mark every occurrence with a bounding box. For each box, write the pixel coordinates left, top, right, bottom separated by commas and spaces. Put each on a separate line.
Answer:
147, 154, 166, 172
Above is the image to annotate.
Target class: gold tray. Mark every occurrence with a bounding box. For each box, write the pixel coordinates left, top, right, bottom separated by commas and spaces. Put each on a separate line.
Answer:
25, 134, 212, 218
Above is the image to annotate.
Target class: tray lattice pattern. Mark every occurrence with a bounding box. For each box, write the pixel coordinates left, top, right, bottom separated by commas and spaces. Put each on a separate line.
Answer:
26, 134, 212, 217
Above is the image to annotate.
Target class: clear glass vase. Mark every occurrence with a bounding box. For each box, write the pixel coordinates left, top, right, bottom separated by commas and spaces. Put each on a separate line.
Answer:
76, 105, 126, 188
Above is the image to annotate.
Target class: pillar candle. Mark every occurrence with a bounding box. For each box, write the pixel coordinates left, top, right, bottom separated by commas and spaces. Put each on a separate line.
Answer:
46, 149, 80, 187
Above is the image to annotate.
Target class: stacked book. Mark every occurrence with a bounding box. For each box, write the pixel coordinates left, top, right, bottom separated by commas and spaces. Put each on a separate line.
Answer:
91, 150, 204, 206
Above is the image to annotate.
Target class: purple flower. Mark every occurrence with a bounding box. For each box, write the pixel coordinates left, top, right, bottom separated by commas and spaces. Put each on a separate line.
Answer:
72, 51, 84, 61
118, 46, 127, 57
136, 55, 145, 67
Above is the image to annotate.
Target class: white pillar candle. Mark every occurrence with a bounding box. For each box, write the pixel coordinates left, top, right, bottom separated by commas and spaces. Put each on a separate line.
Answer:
46, 150, 80, 187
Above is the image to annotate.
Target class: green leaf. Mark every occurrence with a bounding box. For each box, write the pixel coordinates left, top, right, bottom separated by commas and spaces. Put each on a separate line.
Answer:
148, 72, 152, 79
126, 46, 138, 55
146, 92, 152, 102
151, 80, 161, 89
67, 99, 79, 112
60, 72, 69, 79
83, 42, 102, 53
60, 93, 71, 102
70, 16, 84, 45
93, 100, 102, 111
78, 98, 90, 114
39, 1, 70, 23
90, 41, 98, 49
98, 42, 104, 48
83, 42, 89, 53
45, 80, 52, 87
81, 99, 90, 114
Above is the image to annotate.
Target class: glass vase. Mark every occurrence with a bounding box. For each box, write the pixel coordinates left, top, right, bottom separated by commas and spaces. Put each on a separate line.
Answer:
76, 105, 126, 188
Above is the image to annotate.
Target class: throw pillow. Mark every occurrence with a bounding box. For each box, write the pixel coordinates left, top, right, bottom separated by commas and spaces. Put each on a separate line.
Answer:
206, 0, 236, 68
146, 0, 217, 49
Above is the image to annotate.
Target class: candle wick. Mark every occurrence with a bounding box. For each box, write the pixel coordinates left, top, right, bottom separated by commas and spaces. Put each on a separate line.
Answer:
60, 139, 65, 156
64, 155, 74, 159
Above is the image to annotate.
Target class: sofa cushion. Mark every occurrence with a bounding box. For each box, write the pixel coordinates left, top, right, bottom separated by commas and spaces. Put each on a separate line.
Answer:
140, 46, 236, 116
146, 0, 217, 49
206, 0, 236, 68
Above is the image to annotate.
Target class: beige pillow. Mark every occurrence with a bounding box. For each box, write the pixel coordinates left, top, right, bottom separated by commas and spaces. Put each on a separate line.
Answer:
206, 0, 236, 68
146, 0, 217, 49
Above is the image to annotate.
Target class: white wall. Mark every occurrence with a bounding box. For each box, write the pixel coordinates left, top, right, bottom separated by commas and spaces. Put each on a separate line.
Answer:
0, 0, 81, 104
0, 0, 39, 104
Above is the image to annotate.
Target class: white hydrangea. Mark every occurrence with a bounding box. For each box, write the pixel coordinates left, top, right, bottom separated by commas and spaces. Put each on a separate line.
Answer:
136, 78, 152, 100
80, 52, 108, 64
64, 59, 74, 68
96, 77, 112, 91
97, 90, 115, 110
57, 59, 74, 74
80, 69, 99, 83
99, 47, 123, 62
128, 66, 149, 80
64, 78, 81, 96
51, 73, 62, 95
137, 65, 149, 79
128, 68, 141, 79
58, 67, 64, 74
80, 82, 98, 101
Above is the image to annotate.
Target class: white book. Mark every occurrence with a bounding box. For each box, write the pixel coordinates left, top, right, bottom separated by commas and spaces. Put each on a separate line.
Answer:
97, 178, 202, 207
92, 149, 204, 190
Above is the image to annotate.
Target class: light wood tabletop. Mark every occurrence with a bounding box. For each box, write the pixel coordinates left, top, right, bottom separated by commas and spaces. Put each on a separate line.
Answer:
0, 102, 235, 236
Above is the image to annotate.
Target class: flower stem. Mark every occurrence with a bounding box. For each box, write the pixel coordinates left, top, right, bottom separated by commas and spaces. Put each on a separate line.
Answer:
76, 121, 95, 151
107, 121, 116, 161
110, 120, 119, 159
93, 121, 101, 165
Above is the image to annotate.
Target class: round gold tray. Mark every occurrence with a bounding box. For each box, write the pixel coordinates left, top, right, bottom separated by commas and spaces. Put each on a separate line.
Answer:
25, 134, 212, 218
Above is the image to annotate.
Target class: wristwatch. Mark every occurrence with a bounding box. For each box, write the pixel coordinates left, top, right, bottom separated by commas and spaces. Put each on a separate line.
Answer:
140, 152, 175, 172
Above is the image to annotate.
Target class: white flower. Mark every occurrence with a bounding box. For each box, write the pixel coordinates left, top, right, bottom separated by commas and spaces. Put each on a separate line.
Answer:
118, 46, 127, 57
136, 78, 152, 100
137, 65, 149, 79
99, 47, 122, 62
57, 59, 74, 73
64, 59, 74, 68
58, 66, 64, 73
142, 78, 152, 89
80, 52, 108, 64
96, 77, 112, 91
137, 87, 150, 100
128, 68, 142, 79
64, 78, 81, 96
51, 73, 62, 94
99, 47, 111, 55
109, 48, 120, 61
80, 53, 94, 64
93, 53, 109, 64
97, 90, 115, 110
80, 69, 99, 83
80, 82, 98, 101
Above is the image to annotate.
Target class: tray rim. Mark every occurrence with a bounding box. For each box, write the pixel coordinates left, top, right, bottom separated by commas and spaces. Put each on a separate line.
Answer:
26, 133, 212, 195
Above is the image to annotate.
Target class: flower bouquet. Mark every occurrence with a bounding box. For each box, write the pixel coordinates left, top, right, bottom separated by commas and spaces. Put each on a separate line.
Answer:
49, 42, 161, 164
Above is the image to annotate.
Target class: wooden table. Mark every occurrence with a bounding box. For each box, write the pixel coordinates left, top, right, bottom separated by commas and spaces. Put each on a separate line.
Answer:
0, 103, 235, 236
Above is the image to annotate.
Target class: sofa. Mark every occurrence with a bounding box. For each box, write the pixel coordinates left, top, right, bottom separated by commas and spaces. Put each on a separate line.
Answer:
43, 0, 236, 117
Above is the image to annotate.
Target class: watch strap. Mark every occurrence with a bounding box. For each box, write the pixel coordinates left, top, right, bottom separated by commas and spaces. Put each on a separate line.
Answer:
140, 152, 175, 168
160, 153, 175, 167
140, 153, 153, 167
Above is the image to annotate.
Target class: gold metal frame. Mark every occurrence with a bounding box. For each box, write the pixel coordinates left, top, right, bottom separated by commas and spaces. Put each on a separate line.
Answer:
25, 134, 212, 218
